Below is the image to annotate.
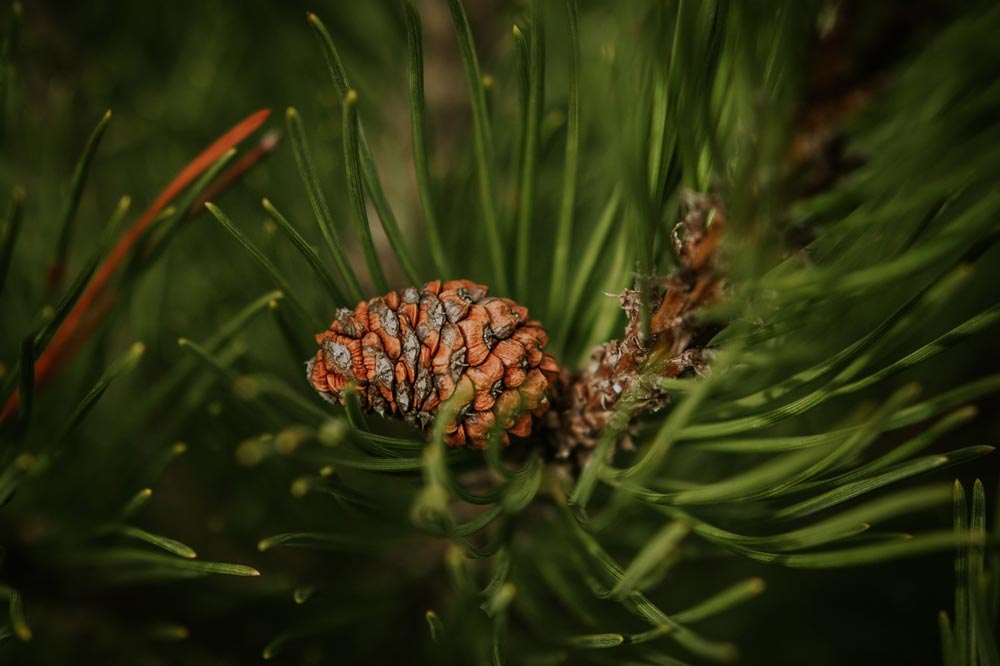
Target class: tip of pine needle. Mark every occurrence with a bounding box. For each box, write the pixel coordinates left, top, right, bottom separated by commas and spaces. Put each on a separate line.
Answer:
248, 108, 272, 124
139, 488, 153, 498
285, 107, 299, 121
512, 24, 523, 38
345, 89, 359, 105
306, 11, 319, 24
259, 129, 282, 152
290, 478, 309, 497
177, 337, 190, 347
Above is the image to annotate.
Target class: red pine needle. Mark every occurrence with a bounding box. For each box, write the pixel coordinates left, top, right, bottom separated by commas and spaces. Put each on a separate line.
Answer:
1, 108, 272, 425
188, 129, 281, 218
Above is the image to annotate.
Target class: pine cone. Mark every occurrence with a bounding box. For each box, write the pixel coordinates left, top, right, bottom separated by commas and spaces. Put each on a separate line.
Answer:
308, 280, 559, 449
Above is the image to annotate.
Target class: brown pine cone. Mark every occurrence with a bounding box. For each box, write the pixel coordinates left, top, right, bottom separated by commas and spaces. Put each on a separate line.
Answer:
308, 279, 560, 449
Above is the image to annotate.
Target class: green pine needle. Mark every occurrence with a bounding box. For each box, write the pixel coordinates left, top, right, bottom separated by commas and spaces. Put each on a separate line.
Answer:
403, 0, 449, 277
49, 109, 112, 291
445, 0, 508, 293
514, 0, 544, 302
306, 12, 421, 286
285, 106, 364, 303
342, 90, 388, 293
0, 184, 24, 296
